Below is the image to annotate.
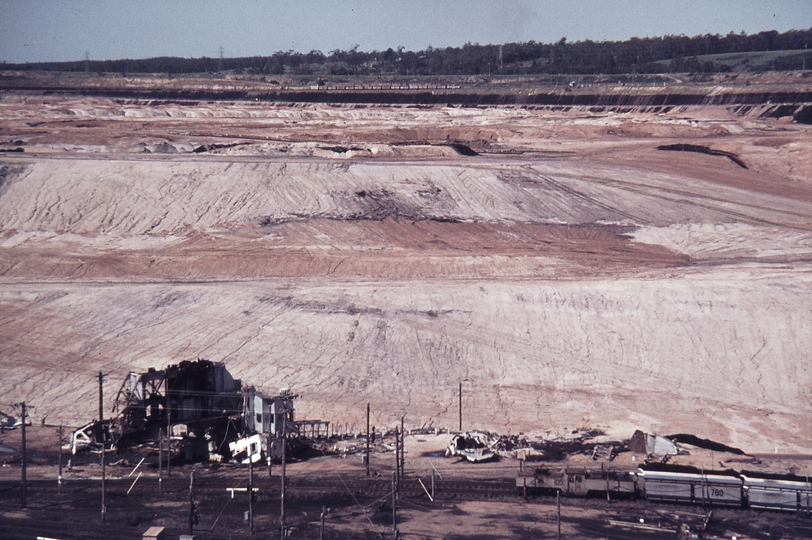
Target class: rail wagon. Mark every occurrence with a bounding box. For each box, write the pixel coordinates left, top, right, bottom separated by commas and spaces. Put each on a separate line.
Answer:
742, 474, 812, 512
640, 469, 742, 506
517, 468, 638, 498
516, 464, 812, 515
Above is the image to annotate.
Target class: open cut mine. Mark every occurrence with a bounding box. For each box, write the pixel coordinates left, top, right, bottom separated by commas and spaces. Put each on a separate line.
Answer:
0, 73, 811, 538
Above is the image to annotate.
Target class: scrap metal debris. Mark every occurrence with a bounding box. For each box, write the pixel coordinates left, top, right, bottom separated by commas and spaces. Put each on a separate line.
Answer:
228, 433, 263, 464
630, 429, 681, 456
592, 444, 615, 461
446, 432, 544, 462
446, 432, 496, 462
0, 409, 20, 430
65, 419, 116, 455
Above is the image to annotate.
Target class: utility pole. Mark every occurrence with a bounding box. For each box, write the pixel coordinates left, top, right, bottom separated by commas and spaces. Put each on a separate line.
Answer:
98, 371, 104, 426
99, 372, 106, 522
158, 431, 163, 496
556, 490, 561, 540
189, 471, 196, 535
280, 409, 287, 539
394, 427, 400, 483
248, 455, 254, 533
58, 424, 63, 493
268, 431, 273, 478
400, 416, 405, 480
20, 401, 27, 508
459, 382, 462, 432
391, 471, 397, 539
166, 409, 171, 476
366, 403, 370, 477
101, 441, 106, 522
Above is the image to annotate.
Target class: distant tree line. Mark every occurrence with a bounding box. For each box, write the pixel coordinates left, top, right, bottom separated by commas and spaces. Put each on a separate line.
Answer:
4, 28, 812, 76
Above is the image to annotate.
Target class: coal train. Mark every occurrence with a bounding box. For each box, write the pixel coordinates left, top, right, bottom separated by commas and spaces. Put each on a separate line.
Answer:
517, 463, 812, 513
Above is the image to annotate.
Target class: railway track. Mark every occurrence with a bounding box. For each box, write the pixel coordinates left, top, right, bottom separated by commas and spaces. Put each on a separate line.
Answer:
3, 473, 812, 539
0, 473, 518, 501
0, 473, 518, 539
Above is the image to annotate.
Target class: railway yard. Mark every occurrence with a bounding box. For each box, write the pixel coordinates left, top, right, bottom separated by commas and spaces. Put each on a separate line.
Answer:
2, 424, 812, 539
1, 71, 811, 537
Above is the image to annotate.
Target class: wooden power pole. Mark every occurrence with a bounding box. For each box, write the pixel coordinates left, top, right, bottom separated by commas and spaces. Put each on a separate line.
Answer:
20, 401, 26, 508
392, 471, 397, 539
166, 410, 171, 476
459, 382, 462, 432
99, 372, 106, 522
158, 431, 163, 496
98, 371, 104, 426
394, 427, 400, 483
281, 409, 287, 539
268, 431, 273, 478
400, 415, 405, 480
58, 424, 63, 493
366, 403, 371, 477
189, 471, 196, 534
248, 455, 254, 532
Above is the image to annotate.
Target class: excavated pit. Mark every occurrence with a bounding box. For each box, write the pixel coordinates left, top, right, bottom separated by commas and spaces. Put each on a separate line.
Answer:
0, 81, 810, 461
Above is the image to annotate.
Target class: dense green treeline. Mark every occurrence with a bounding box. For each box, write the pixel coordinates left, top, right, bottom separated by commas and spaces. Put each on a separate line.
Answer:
4, 28, 812, 76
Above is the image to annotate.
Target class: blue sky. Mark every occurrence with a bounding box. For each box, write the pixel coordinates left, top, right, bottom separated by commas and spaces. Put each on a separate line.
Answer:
2, 0, 811, 63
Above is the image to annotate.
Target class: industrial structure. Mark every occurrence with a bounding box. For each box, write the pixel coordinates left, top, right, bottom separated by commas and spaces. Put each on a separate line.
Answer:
64, 359, 327, 463
115, 360, 242, 444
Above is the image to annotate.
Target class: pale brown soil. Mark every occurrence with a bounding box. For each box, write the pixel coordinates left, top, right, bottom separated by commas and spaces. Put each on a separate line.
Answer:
0, 87, 810, 470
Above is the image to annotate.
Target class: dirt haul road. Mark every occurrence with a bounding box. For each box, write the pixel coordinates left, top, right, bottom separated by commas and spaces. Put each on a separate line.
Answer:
0, 92, 810, 454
